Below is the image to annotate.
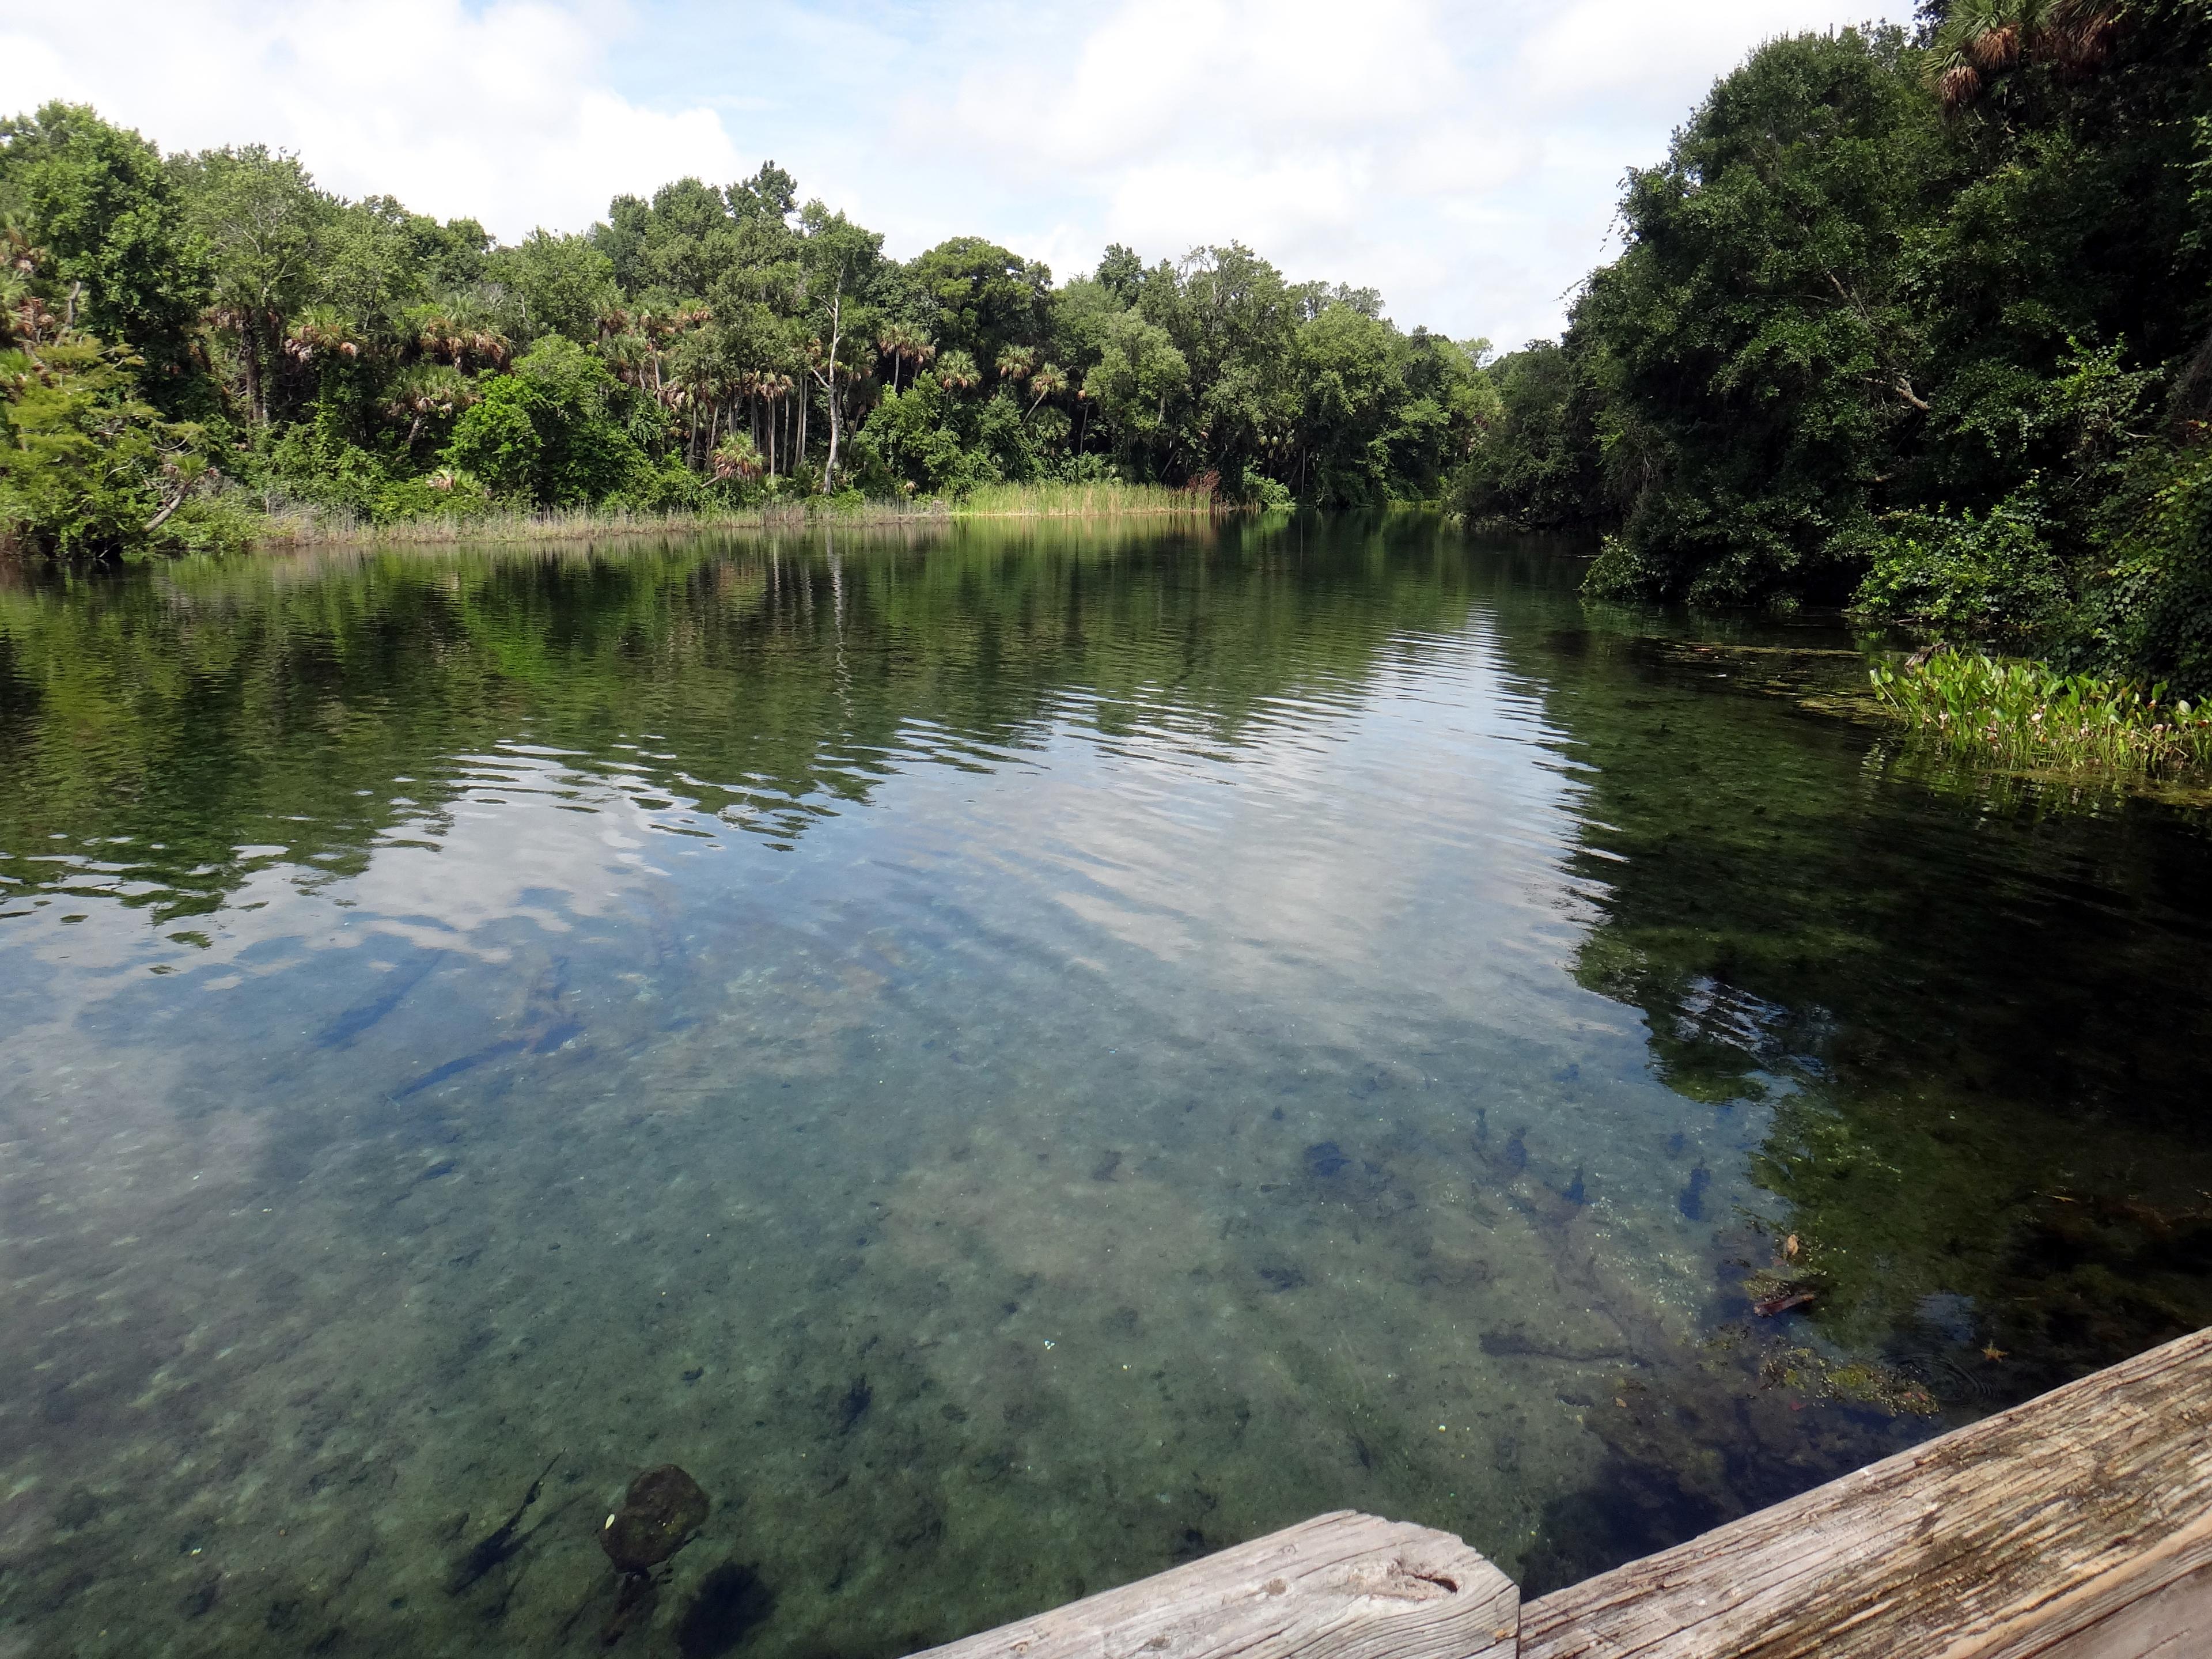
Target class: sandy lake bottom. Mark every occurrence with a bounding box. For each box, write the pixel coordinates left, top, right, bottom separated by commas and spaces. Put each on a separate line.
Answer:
4, 521, 2210, 1658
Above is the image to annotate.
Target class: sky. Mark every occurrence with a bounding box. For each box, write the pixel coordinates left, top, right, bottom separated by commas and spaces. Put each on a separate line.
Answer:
0, 0, 1908, 347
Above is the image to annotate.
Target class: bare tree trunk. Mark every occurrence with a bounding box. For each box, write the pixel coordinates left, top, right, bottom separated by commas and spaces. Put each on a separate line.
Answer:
812, 279, 843, 493
144, 475, 199, 533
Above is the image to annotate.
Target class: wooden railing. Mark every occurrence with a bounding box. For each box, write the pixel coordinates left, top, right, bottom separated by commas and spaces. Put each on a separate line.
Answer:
914, 1325, 2212, 1659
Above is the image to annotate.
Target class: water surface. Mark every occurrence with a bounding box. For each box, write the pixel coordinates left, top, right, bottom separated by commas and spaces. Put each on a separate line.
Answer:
3, 520, 2209, 1658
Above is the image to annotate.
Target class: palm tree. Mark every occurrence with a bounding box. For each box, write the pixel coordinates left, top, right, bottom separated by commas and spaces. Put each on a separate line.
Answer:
0, 222, 39, 282
665, 328, 726, 466
601, 329, 652, 391
387, 362, 476, 452
284, 305, 363, 366
408, 301, 508, 373
1929, 0, 2123, 109
937, 349, 981, 393
712, 432, 765, 483
878, 321, 915, 393
1, 225, 60, 347
876, 321, 937, 395
996, 345, 1038, 385
750, 369, 796, 475
465, 321, 509, 371
1025, 363, 1069, 419
414, 308, 463, 368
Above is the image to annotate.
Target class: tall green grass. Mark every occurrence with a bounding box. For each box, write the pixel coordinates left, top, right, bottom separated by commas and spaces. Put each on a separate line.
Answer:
254, 501, 823, 547
1870, 649, 2212, 775
251, 480, 1221, 548
950, 480, 1217, 517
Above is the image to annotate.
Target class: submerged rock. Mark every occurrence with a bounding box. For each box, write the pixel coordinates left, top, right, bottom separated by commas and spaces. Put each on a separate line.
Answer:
600, 1465, 710, 1574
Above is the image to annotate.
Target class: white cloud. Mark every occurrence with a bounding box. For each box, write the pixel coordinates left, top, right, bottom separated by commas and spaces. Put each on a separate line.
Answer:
0, 0, 744, 239
1, 0, 1908, 341
1517, 0, 1859, 109
953, 0, 1460, 173
892, 0, 1904, 340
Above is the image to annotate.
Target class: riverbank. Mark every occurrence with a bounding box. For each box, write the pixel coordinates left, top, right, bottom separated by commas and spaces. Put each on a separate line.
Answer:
248, 481, 1226, 549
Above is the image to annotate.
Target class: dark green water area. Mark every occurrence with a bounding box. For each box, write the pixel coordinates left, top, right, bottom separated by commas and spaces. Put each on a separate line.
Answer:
3, 519, 2210, 1658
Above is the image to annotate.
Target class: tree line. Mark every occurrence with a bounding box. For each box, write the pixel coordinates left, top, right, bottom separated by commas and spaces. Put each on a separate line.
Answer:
9, 4, 2207, 694
0, 108, 1497, 556
1459, 0, 2212, 691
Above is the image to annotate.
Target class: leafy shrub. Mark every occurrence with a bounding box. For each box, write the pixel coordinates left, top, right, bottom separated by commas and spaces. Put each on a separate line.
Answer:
266, 416, 493, 525
1237, 466, 1293, 510
2066, 438, 2212, 696
373, 469, 491, 521
0, 338, 243, 559
1852, 486, 2070, 637
267, 418, 394, 518
849, 381, 999, 498
442, 337, 647, 506
442, 380, 540, 497
612, 463, 716, 514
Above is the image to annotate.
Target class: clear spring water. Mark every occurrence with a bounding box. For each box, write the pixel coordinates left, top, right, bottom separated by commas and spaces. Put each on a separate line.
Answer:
3, 518, 2210, 1659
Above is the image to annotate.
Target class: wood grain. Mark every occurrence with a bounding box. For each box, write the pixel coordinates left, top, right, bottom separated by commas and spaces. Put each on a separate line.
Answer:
2033, 1559, 2212, 1658
907, 1512, 1518, 1659
1519, 1324, 2212, 1659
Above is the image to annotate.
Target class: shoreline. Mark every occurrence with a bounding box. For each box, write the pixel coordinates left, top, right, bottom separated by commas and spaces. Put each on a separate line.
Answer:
247, 484, 1233, 550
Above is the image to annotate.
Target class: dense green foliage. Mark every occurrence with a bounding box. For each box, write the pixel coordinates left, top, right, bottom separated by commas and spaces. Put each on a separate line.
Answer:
1458, 1, 2212, 687
1, 104, 1494, 560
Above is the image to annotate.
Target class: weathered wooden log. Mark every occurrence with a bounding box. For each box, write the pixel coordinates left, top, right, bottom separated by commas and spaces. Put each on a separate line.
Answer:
908, 1511, 1518, 1659
2034, 1560, 2212, 1658
1520, 1324, 2212, 1658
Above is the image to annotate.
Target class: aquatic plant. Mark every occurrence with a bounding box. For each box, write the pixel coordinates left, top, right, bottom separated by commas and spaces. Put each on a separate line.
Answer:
1869, 648, 2212, 775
